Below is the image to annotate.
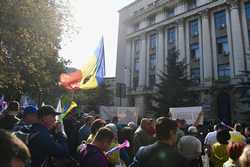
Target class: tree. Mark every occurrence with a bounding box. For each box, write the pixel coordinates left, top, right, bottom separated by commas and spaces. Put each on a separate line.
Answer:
75, 84, 113, 105
60, 83, 113, 113
0, 0, 71, 103
152, 50, 199, 117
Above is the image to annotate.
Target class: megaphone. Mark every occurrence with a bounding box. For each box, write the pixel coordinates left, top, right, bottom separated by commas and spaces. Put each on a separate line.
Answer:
61, 101, 78, 119
106, 140, 130, 156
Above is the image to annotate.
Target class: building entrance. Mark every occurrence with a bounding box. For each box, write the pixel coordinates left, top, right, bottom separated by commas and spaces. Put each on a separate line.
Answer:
217, 92, 231, 125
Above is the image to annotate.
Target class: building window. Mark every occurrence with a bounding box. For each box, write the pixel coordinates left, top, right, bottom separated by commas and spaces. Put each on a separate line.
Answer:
190, 43, 200, 63
134, 39, 140, 54
248, 29, 250, 45
148, 2, 154, 8
134, 58, 139, 72
189, 19, 199, 37
133, 77, 139, 88
133, 57, 139, 89
191, 68, 200, 83
149, 54, 156, 71
148, 14, 156, 25
164, 7, 175, 17
245, 2, 250, 21
149, 74, 156, 87
218, 64, 230, 78
216, 36, 229, 56
187, 0, 196, 9
134, 23, 140, 31
168, 28, 176, 44
214, 10, 226, 30
149, 34, 157, 49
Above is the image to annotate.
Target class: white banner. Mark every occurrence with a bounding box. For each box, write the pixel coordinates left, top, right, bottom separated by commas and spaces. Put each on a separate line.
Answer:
117, 107, 138, 124
99, 106, 117, 121
169, 106, 203, 125
99, 106, 138, 124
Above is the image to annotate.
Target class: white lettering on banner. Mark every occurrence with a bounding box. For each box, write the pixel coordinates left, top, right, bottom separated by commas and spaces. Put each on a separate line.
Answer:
169, 106, 203, 125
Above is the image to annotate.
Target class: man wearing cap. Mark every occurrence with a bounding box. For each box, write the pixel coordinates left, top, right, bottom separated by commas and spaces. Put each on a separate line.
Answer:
28, 105, 69, 167
13, 105, 39, 132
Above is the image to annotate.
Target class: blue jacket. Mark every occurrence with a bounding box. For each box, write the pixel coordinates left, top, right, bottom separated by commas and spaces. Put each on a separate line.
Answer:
28, 123, 69, 167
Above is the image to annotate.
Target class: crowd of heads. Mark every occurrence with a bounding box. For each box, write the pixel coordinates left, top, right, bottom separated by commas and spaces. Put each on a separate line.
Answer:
1, 100, 250, 167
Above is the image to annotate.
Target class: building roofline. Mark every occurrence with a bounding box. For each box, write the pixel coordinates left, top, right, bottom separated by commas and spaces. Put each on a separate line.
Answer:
118, 0, 141, 13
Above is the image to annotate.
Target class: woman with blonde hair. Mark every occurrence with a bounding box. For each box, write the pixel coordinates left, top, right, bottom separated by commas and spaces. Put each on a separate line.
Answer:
239, 145, 250, 167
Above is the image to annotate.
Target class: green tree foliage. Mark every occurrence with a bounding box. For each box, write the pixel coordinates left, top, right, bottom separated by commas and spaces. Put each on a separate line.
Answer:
0, 0, 71, 102
75, 84, 113, 105
61, 83, 113, 113
152, 50, 199, 117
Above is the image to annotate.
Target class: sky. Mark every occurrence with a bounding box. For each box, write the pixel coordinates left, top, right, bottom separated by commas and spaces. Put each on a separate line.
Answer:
59, 0, 135, 77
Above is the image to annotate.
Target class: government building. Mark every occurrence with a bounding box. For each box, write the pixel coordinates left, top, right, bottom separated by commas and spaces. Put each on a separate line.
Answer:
116, 0, 250, 124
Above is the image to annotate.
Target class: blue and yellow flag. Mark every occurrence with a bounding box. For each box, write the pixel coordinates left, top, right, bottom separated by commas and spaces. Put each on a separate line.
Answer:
59, 37, 105, 90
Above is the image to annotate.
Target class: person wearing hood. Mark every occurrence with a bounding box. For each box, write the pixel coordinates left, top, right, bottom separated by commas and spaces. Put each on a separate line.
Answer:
211, 129, 231, 167
78, 127, 114, 167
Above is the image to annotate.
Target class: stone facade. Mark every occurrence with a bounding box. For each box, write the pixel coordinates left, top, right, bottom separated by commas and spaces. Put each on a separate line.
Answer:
116, 0, 250, 124
104, 77, 116, 106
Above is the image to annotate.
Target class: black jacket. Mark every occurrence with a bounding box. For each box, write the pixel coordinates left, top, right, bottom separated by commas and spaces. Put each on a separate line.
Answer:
129, 141, 189, 167
0, 114, 19, 131
64, 118, 80, 157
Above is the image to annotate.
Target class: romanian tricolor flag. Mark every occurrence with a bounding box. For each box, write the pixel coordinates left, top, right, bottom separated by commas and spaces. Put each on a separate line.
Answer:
59, 37, 105, 90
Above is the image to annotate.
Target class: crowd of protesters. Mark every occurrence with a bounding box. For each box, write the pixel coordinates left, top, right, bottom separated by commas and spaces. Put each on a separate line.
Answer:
1, 101, 250, 167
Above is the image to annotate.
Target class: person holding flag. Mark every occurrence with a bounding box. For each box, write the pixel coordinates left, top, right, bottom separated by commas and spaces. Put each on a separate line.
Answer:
63, 102, 81, 159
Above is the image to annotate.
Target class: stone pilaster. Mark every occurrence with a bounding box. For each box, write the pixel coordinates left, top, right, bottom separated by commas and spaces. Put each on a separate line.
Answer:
139, 34, 147, 88
125, 40, 132, 88
177, 19, 186, 61
228, 0, 246, 75
201, 10, 213, 84
156, 27, 164, 84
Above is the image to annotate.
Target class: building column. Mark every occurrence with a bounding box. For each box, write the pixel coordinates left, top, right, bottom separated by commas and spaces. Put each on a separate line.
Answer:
185, 20, 191, 78
241, 1, 250, 71
201, 10, 213, 84
136, 96, 146, 118
139, 34, 147, 88
125, 40, 132, 88
229, 0, 246, 75
178, 19, 186, 61
156, 28, 164, 84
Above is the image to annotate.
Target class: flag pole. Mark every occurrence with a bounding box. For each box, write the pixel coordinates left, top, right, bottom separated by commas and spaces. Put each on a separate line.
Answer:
71, 90, 75, 101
